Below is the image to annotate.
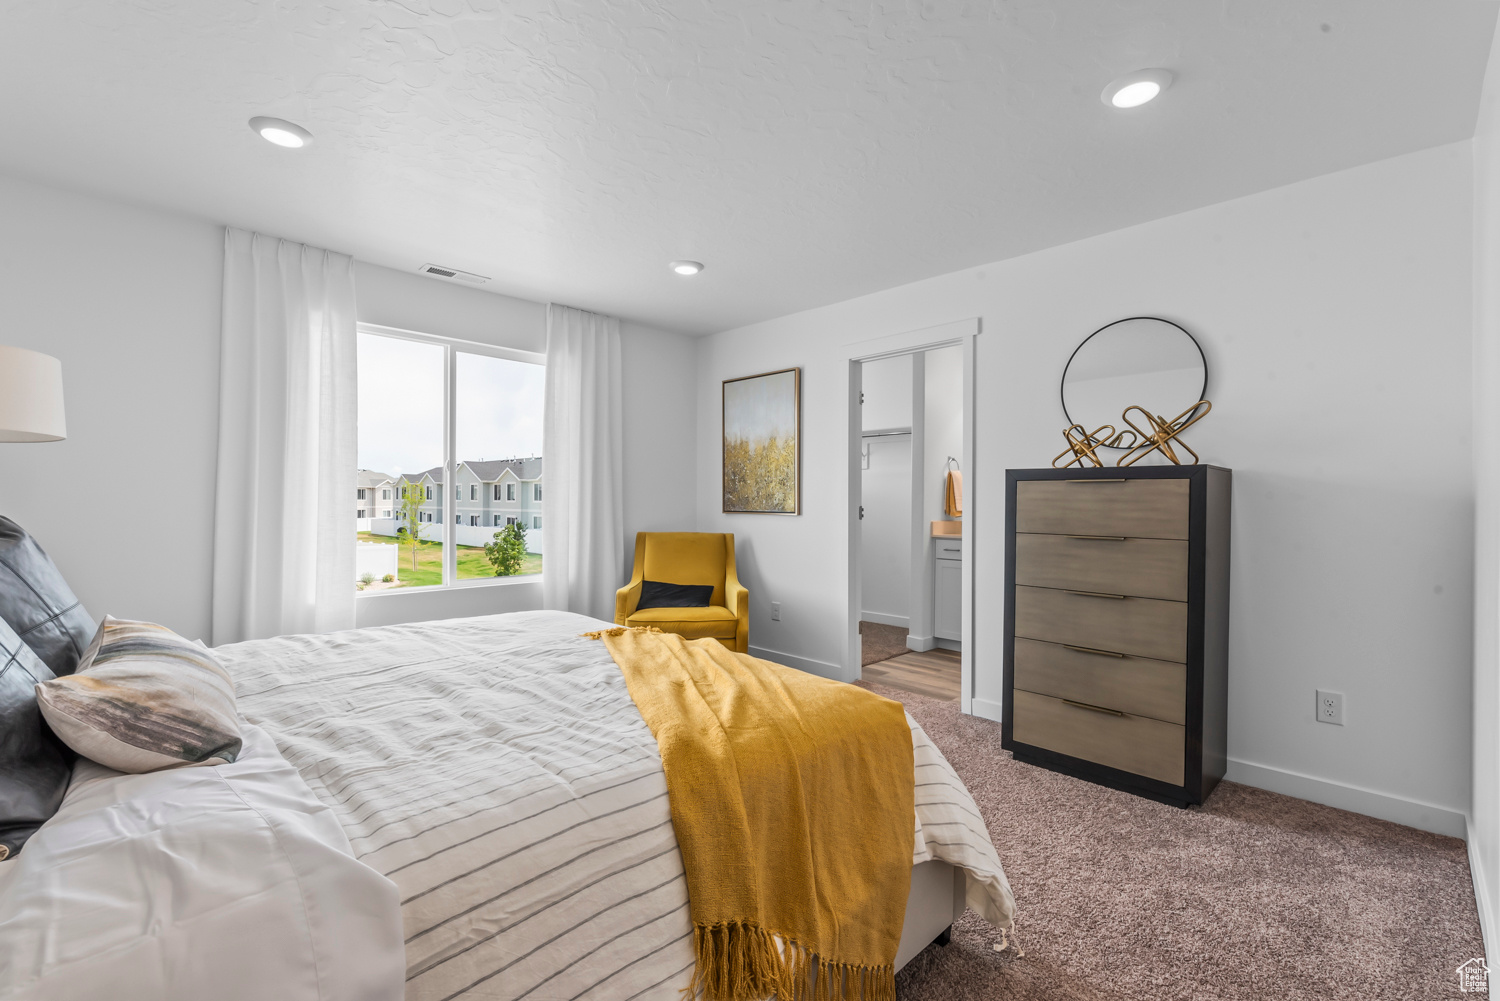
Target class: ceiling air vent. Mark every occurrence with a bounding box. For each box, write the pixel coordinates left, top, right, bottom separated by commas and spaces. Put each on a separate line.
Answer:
419, 263, 490, 285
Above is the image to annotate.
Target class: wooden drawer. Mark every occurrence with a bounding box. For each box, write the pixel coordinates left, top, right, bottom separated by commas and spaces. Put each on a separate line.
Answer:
1015, 479, 1189, 540
1013, 637, 1185, 724
1014, 584, 1187, 663
1012, 690, 1184, 785
1015, 534, 1187, 601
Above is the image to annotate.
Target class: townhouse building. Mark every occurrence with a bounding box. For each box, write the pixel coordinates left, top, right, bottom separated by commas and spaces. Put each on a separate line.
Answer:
371, 458, 543, 550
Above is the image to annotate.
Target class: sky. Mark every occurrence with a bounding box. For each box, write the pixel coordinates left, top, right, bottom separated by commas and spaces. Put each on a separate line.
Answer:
357, 332, 545, 477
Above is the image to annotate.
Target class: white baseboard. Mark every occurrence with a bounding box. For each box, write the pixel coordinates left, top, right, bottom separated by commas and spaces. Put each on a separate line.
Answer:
969, 696, 1004, 723
748, 645, 845, 681
906, 633, 936, 652
936, 638, 962, 652
1226, 757, 1466, 839
1465, 820, 1496, 973
860, 611, 910, 628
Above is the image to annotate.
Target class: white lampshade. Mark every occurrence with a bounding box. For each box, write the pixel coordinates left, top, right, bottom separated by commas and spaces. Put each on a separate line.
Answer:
0, 346, 66, 442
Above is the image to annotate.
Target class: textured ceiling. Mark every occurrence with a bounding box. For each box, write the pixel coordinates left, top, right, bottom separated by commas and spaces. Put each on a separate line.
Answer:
0, 1, 1494, 334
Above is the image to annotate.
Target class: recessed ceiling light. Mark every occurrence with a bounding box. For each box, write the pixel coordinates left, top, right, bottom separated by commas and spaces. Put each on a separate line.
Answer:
249, 116, 313, 148
1101, 69, 1174, 109
670, 260, 704, 276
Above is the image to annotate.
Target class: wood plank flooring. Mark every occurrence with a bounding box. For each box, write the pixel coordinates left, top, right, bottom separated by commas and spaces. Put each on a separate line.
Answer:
862, 648, 961, 701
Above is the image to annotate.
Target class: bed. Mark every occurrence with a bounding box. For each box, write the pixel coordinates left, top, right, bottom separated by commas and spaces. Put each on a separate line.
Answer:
0, 610, 1014, 1000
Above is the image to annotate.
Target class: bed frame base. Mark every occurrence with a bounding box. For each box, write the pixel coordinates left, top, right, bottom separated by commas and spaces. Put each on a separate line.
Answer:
893, 860, 965, 971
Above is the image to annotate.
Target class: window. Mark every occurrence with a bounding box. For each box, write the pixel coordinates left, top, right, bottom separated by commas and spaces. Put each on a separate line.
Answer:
534, 484, 542, 501
493, 514, 503, 526
357, 488, 367, 501
533, 516, 541, 529
357, 509, 367, 519
356, 325, 543, 591
507, 516, 518, 526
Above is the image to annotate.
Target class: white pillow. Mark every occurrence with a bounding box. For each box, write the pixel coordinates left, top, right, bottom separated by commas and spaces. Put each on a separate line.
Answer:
34, 616, 241, 773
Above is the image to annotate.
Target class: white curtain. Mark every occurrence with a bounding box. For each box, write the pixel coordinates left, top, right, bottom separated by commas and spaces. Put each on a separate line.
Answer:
212, 228, 358, 644
542, 304, 625, 621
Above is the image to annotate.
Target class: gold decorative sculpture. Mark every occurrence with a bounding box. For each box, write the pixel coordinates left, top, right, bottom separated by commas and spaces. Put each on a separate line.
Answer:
1053, 424, 1129, 468
1116, 400, 1211, 467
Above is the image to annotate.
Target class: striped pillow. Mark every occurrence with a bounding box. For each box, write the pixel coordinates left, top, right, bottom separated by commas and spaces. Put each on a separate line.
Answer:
35, 617, 241, 773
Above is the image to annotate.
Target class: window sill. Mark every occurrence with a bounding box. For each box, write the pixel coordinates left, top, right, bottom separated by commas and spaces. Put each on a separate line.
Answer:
356, 574, 542, 598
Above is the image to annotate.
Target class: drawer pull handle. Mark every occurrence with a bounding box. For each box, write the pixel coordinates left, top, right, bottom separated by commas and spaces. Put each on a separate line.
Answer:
1063, 643, 1126, 658
1065, 534, 1127, 541
1064, 478, 1127, 483
1062, 699, 1128, 717
1065, 589, 1128, 600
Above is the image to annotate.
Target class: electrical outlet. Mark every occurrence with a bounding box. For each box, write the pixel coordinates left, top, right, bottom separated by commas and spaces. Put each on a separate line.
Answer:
770, 601, 781, 622
1315, 690, 1344, 726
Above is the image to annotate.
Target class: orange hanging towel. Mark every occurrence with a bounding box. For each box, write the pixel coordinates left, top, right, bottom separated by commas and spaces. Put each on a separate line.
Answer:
945, 470, 963, 517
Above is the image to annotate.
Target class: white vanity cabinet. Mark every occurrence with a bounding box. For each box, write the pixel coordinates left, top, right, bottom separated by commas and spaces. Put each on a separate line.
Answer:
934, 537, 962, 643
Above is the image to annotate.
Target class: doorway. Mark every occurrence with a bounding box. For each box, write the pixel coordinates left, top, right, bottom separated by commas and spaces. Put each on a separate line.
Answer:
848, 322, 975, 707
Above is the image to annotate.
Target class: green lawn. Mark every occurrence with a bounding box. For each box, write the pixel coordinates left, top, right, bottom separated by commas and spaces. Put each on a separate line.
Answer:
359, 533, 542, 588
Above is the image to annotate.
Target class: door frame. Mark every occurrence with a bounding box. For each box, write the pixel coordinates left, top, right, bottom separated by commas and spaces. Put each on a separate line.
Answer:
845, 318, 979, 714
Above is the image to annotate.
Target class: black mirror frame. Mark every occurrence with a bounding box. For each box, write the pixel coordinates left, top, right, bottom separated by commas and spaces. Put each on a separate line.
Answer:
1060, 316, 1208, 449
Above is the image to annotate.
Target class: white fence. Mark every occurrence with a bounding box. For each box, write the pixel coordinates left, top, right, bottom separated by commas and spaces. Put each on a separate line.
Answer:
356, 541, 398, 583
362, 519, 543, 554
454, 524, 545, 553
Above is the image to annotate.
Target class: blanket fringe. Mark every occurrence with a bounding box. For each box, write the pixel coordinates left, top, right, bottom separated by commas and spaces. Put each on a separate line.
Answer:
686, 921, 895, 1001
580, 626, 664, 640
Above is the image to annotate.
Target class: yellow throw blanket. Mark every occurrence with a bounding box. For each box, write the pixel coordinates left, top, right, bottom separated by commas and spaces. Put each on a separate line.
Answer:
587, 627, 915, 1001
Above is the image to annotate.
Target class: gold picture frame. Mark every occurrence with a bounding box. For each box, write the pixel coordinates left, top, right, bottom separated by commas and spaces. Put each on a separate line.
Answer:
722, 367, 801, 514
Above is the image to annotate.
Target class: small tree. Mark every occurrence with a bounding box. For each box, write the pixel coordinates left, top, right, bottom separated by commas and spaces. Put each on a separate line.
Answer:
398, 479, 427, 572
485, 521, 527, 576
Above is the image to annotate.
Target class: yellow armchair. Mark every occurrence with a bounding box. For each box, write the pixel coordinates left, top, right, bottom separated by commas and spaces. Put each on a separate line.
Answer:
615, 532, 749, 652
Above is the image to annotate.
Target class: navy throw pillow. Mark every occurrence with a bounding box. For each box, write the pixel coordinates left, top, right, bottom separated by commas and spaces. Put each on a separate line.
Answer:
636, 580, 715, 610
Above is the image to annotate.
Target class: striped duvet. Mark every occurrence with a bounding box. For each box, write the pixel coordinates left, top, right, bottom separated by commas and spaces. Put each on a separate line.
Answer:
224, 610, 1014, 1001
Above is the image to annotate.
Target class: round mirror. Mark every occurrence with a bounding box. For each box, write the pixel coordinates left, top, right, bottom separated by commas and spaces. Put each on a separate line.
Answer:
1061, 317, 1206, 446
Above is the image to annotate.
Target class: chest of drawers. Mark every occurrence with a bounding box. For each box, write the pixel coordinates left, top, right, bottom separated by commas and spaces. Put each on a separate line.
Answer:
1001, 466, 1231, 806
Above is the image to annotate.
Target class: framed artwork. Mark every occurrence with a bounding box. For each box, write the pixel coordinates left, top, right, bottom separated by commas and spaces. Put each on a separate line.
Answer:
722, 367, 800, 514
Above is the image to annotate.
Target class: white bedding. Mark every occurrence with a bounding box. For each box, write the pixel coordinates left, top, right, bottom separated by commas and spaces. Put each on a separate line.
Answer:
0, 610, 1014, 1001
0, 724, 404, 1001
227, 610, 1014, 1001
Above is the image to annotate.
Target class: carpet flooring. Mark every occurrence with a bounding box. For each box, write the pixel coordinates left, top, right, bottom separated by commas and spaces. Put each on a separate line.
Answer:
860, 620, 911, 666
867, 681, 1485, 1001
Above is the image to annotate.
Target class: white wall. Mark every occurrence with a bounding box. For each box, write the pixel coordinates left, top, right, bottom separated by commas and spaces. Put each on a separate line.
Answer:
1470, 13, 1500, 967
0, 174, 223, 641
0, 171, 698, 639
860, 354, 912, 624
356, 261, 546, 351
696, 141, 1474, 836
923, 346, 962, 531
619, 320, 700, 572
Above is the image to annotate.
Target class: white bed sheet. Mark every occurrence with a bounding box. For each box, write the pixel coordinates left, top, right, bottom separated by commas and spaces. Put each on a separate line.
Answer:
0, 724, 404, 1001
